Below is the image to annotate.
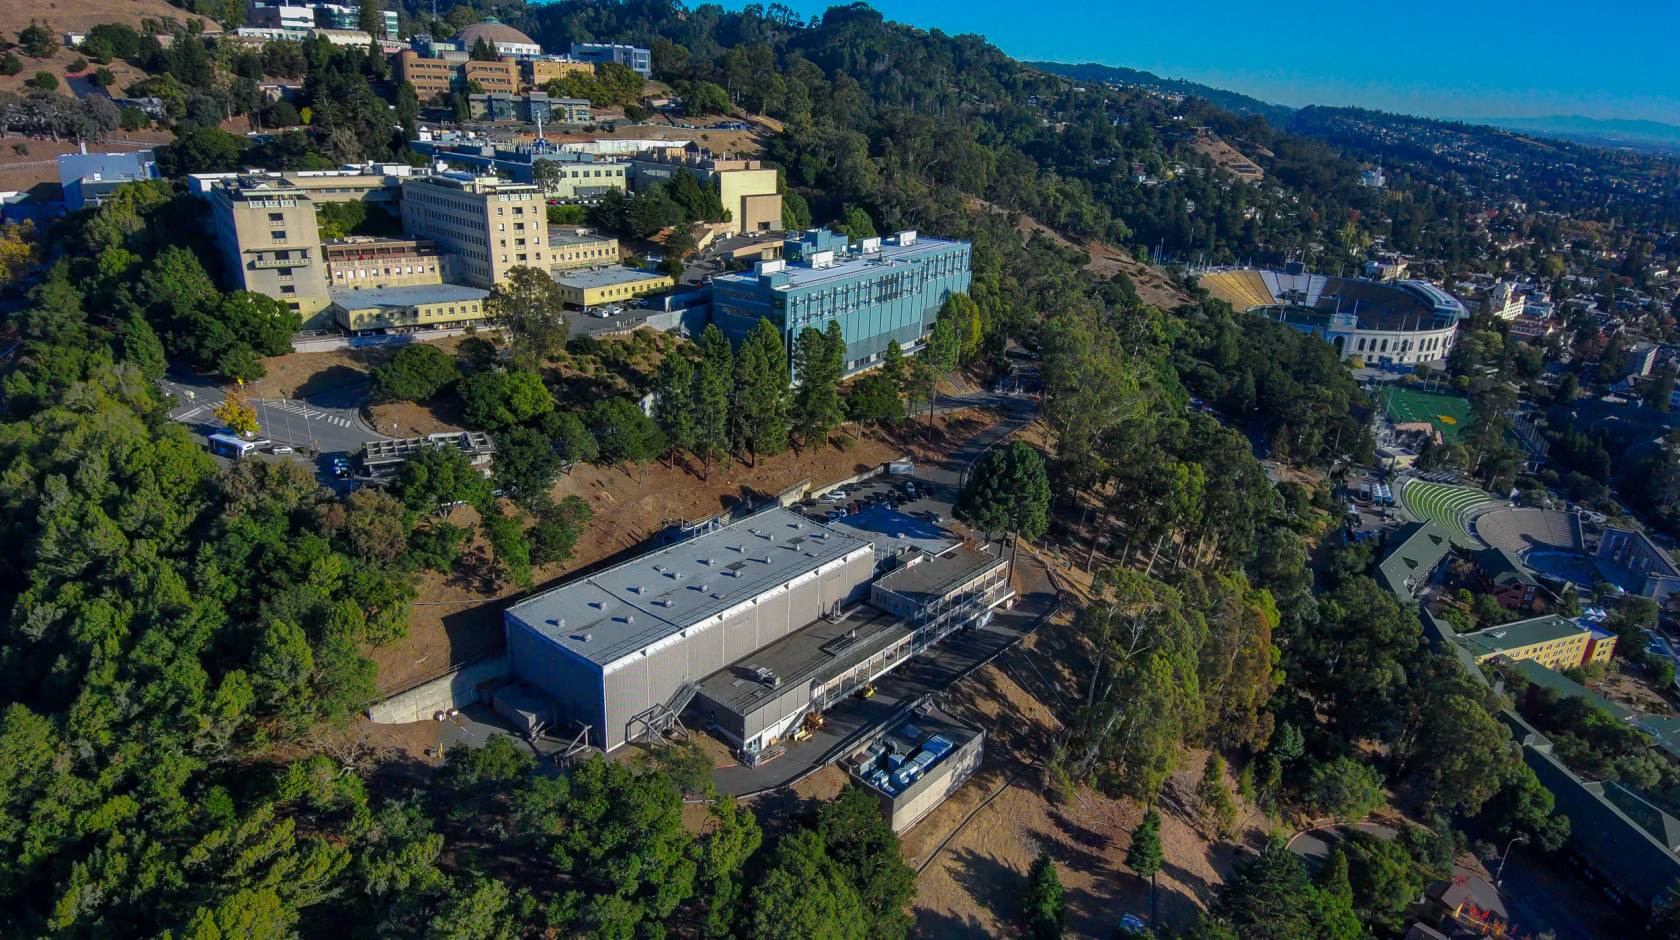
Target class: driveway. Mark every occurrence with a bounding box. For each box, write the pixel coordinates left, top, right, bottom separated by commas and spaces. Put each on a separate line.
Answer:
159, 370, 385, 456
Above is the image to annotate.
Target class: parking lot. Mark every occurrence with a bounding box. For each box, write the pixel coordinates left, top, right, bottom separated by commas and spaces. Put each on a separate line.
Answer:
795, 473, 951, 529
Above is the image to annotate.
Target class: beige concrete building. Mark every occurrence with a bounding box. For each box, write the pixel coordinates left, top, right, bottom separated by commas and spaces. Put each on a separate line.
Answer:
628, 154, 782, 235
463, 58, 520, 95
525, 57, 593, 90
324, 237, 448, 291
330, 283, 490, 333
209, 177, 332, 326
400, 174, 549, 288
547, 229, 619, 272
538, 158, 627, 202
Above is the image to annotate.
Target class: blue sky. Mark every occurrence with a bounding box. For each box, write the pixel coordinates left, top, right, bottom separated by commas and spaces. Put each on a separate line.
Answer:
766, 0, 1680, 123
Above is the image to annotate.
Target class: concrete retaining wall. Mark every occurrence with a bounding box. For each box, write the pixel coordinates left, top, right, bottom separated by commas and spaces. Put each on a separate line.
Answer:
291, 326, 498, 354
804, 458, 906, 501
366, 654, 510, 724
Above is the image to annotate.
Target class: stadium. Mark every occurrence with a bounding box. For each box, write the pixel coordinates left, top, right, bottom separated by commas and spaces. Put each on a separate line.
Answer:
1199, 265, 1466, 368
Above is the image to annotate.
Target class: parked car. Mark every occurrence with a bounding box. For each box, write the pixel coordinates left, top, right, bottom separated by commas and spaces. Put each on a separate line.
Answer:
269, 444, 294, 455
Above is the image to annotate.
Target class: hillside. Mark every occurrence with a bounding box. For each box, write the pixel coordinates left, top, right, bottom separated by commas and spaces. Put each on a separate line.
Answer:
0, 0, 220, 40
1026, 59, 1297, 127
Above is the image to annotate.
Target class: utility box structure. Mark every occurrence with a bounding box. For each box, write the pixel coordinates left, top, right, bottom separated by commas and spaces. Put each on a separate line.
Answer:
849, 708, 984, 833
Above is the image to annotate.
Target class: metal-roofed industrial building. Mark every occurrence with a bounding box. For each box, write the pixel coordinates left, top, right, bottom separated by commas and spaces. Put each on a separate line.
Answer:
505, 507, 876, 751
849, 707, 984, 833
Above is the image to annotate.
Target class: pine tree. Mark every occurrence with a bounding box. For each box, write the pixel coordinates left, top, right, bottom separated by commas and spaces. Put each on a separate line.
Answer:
1020, 849, 1065, 940
123, 310, 167, 382
1197, 755, 1238, 839
731, 317, 788, 463
357, 0, 384, 38
653, 351, 697, 468
693, 325, 732, 477
881, 338, 907, 395
791, 322, 844, 447
1125, 808, 1164, 926
920, 316, 960, 436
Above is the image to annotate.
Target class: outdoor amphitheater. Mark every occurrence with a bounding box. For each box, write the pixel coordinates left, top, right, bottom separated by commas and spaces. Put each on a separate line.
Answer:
1397, 480, 1600, 586
1198, 267, 1466, 368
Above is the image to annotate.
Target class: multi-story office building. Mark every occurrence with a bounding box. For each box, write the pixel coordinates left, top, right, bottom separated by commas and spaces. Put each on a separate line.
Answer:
323, 237, 447, 290
628, 154, 780, 235
246, 4, 316, 31
1459, 614, 1617, 671
329, 283, 490, 333
396, 50, 462, 101
209, 176, 332, 325
467, 92, 588, 124
525, 56, 593, 90
536, 154, 625, 200
463, 57, 520, 95
547, 229, 619, 272
312, 3, 398, 37
570, 41, 651, 77
711, 228, 974, 376
399, 173, 549, 288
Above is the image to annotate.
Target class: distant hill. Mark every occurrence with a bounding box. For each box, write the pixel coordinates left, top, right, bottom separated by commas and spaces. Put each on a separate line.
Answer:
1465, 115, 1680, 154
1026, 61, 1297, 127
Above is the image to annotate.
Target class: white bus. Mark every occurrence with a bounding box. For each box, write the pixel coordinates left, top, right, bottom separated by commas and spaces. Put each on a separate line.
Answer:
207, 433, 267, 459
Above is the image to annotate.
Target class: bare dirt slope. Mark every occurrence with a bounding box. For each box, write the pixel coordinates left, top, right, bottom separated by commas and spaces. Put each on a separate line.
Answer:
373, 410, 1001, 694
1188, 132, 1264, 183
902, 563, 1269, 937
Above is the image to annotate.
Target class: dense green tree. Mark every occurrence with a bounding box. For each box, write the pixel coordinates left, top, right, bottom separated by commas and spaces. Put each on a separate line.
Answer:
481, 509, 533, 588
495, 426, 562, 511
1205, 838, 1363, 940
1020, 849, 1065, 940
748, 829, 868, 940
460, 369, 554, 431
487, 266, 568, 369
846, 371, 904, 425
731, 316, 790, 462
394, 443, 492, 514
693, 325, 732, 476
587, 396, 666, 479
1302, 756, 1385, 821
653, 349, 698, 466
955, 440, 1050, 544
155, 126, 245, 176
816, 785, 917, 935
371, 344, 459, 401
792, 321, 846, 446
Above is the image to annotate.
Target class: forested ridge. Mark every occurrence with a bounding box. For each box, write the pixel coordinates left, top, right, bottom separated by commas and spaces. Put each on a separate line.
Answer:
0, 1, 1604, 936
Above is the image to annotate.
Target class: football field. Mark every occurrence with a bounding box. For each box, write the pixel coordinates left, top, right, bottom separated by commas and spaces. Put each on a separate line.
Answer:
1379, 387, 1472, 444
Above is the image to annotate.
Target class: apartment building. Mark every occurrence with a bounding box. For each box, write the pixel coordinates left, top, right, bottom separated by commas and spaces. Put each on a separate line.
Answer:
547, 229, 619, 272
209, 177, 332, 326
399, 173, 549, 288
323, 237, 448, 290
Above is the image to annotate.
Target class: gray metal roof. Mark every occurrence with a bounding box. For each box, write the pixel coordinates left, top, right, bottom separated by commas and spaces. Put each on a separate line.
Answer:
824, 505, 957, 560
874, 545, 1005, 607
505, 507, 873, 667
695, 605, 906, 722
552, 265, 667, 289
714, 235, 967, 293
328, 283, 488, 309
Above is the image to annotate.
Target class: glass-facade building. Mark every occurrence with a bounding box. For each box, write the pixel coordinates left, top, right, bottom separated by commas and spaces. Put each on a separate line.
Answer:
710, 228, 973, 377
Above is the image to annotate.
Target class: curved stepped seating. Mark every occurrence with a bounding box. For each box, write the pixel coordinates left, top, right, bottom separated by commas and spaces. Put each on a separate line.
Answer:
1397, 480, 1494, 547
1202, 270, 1278, 311
1471, 507, 1582, 557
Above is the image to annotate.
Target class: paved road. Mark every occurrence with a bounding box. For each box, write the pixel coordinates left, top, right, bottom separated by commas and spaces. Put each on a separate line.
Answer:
159, 371, 384, 456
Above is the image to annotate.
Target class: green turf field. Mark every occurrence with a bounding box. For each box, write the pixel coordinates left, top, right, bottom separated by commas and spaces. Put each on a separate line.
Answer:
1379, 387, 1472, 443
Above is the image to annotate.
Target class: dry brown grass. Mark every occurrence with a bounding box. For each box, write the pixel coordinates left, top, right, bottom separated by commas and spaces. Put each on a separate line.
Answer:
373, 409, 1002, 694
901, 599, 1273, 938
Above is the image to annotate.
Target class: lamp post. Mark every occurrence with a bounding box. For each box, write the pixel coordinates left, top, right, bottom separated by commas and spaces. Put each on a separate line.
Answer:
1494, 834, 1527, 887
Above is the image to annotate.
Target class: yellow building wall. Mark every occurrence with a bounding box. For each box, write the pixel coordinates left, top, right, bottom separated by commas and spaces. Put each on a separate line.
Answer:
717, 168, 780, 235
335, 298, 488, 332
548, 237, 619, 271
556, 273, 672, 307
527, 59, 593, 89
1476, 634, 1591, 671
